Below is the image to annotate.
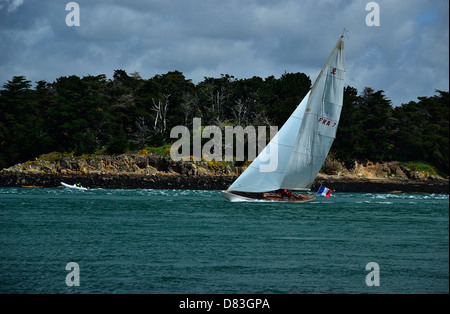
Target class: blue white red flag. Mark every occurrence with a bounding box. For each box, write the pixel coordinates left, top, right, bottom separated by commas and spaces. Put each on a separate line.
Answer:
317, 185, 331, 197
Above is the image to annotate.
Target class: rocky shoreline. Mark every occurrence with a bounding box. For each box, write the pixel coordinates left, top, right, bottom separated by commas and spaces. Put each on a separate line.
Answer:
0, 172, 448, 194
0, 153, 448, 194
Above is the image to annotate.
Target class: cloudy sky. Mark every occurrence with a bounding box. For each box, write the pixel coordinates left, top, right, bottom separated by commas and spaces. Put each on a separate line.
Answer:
0, 0, 448, 106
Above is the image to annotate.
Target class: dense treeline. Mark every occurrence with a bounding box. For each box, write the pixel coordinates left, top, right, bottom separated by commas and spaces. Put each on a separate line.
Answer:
0, 70, 448, 174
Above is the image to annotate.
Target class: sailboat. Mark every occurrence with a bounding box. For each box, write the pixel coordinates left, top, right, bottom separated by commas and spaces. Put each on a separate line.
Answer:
221, 33, 346, 202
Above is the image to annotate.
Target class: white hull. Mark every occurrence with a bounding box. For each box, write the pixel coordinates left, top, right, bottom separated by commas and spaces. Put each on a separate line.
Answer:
220, 190, 254, 202
61, 182, 88, 190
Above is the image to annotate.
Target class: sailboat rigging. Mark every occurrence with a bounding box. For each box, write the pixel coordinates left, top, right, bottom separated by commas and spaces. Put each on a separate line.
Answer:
221, 33, 346, 202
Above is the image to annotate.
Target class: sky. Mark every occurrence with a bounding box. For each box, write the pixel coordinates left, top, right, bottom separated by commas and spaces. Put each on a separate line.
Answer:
0, 0, 448, 107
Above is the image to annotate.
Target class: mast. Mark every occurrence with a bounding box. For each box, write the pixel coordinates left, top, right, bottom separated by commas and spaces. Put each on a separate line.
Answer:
280, 33, 345, 190
227, 33, 346, 193
307, 33, 346, 188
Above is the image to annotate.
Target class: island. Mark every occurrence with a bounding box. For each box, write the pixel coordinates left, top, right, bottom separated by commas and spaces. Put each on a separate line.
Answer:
0, 152, 447, 194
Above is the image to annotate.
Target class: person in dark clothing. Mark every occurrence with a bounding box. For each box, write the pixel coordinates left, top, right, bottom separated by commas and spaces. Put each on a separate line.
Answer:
282, 189, 292, 199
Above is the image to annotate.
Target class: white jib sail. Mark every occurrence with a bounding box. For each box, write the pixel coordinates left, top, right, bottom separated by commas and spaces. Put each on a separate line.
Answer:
228, 34, 345, 193
228, 92, 309, 192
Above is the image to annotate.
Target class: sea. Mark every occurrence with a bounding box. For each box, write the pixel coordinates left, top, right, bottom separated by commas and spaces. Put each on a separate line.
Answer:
0, 187, 448, 295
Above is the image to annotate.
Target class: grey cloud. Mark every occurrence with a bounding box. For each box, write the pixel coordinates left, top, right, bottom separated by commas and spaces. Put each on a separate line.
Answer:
0, 0, 24, 12
0, 0, 448, 107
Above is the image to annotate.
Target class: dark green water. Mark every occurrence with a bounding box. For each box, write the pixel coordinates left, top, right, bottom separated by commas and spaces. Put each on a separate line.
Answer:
0, 187, 448, 294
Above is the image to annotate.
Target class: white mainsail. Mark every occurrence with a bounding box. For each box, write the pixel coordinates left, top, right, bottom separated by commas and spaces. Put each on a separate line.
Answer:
228, 34, 346, 193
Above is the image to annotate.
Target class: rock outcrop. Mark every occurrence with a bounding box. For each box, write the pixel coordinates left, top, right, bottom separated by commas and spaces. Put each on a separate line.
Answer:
0, 153, 448, 193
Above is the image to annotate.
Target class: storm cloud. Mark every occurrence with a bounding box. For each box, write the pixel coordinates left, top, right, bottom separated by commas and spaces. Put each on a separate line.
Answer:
0, 0, 448, 106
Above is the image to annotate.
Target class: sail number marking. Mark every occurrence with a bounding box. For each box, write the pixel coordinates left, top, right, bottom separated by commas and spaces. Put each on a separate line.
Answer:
318, 117, 337, 127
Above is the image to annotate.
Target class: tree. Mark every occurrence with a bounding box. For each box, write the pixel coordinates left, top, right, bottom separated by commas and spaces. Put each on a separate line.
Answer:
0, 71, 447, 175
267, 72, 311, 127
391, 90, 449, 173
0, 76, 45, 168
331, 86, 361, 166
151, 95, 170, 135
347, 87, 394, 161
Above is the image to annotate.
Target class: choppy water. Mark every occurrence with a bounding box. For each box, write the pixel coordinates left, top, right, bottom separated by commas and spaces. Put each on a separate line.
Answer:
0, 187, 448, 294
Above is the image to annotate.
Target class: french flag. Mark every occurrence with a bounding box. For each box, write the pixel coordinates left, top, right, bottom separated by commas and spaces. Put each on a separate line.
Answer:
317, 185, 331, 197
